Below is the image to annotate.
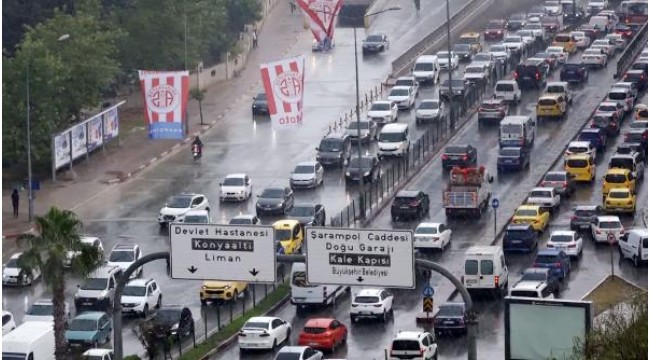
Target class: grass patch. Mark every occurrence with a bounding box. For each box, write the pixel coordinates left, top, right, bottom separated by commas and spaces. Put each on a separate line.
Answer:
179, 283, 290, 360
582, 275, 646, 316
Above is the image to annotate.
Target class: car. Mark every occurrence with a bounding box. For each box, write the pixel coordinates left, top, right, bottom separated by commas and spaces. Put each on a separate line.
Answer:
592, 39, 616, 57
602, 168, 636, 200
618, 228, 648, 267
2, 311, 16, 335
607, 88, 635, 113
200, 281, 247, 304
591, 215, 625, 243
570, 31, 591, 48
458, 32, 482, 53
544, 81, 573, 104
146, 305, 194, 340
516, 30, 536, 51
577, 25, 599, 42
81, 349, 114, 360
463, 64, 490, 83
74, 265, 123, 312
512, 205, 550, 232
394, 76, 420, 97
489, 44, 511, 64
441, 144, 478, 169
256, 187, 294, 216
613, 82, 639, 101
183, 209, 211, 224
545, 1, 563, 16
453, 43, 473, 62
219, 173, 253, 201
631, 60, 649, 76
509, 280, 556, 299
570, 205, 604, 231
564, 154, 596, 183
624, 69, 648, 91
624, 128, 648, 148
605, 33, 627, 51
523, 21, 546, 41
591, 112, 621, 136
545, 46, 568, 64
2, 252, 41, 286
547, 230, 584, 257
64, 235, 104, 268
507, 13, 528, 30
436, 50, 459, 70
515, 59, 548, 89
362, 34, 389, 54
604, 188, 636, 215
433, 303, 467, 335
290, 161, 324, 189
577, 128, 606, 152
120, 278, 162, 317
65, 312, 112, 350
274, 346, 323, 360
609, 153, 645, 181
239, 316, 292, 351
616, 143, 646, 163
502, 35, 524, 56
503, 224, 539, 252
387, 86, 416, 110
478, 99, 509, 124
565, 141, 596, 161
315, 132, 352, 167
541, 16, 561, 33
439, 78, 469, 101
596, 101, 625, 121
614, 23, 635, 39
388, 331, 438, 360
350, 288, 394, 322
494, 80, 521, 103
534, 52, 559, 70
297, 318, 347, 352
345, 155, 381, 183
366, 100, 398, 124
273, 219, 304, 254
416, 99, 445, 123
539, 170, 576, 197
630, 120, 648, 130
533, 249, 571, 280
23, 299, 71, 324
484, 19, 507, 40
107, 244, 143, 278
517, 267, 560, 295
229, 214, 260, 225
587, 0, 608, 13
391, 190, 430, 221
158, 193, 210, 226
472, 53, 496, 73
634, 103, 647, 120
526, 187, 561, 213
251, 93, 269, 116
287, 203, 326, 227
581, 48, 608, 68
414, 222, 452, 251
536, 94, 567, 120
552, 33, 578, 53
497, 146, 530, 171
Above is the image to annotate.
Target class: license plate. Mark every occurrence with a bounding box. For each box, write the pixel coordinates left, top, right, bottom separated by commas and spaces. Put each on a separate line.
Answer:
401, 206, 409, 209
466, 279, 478, 285
310, 342, 319, 347
83, 302, 93, 306
580, 224, 590, 229
511, 240, 521, 243
444, 320, 455, 324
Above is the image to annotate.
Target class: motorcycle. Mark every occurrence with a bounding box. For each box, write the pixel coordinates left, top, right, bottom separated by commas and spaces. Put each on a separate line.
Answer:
192, 144, 201, 161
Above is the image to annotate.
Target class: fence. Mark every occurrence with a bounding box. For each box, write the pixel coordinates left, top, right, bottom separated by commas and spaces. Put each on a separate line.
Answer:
325, 85, 384, 135
614, 21, 648, 79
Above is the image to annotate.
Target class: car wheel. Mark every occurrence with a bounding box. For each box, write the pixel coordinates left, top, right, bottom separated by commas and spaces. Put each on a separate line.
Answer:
350, 314, 357, 322
271, 339, 278, 349
156, 295, 162, 309
381, 310, 388, 323
200, 299, 207, 306
633, 255, 639, 267
142, 304, 149, 318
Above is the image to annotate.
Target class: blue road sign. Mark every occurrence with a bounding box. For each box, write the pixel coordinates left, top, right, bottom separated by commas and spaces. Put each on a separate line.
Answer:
423, 285, 435, 297
492, 198, 500, 209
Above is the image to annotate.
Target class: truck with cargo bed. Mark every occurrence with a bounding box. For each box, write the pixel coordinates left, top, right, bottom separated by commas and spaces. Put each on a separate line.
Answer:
443, 166, 494, 218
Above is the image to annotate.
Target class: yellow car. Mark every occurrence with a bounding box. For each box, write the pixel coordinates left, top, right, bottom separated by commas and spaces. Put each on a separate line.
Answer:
634, 104, 647, 121
604, 188, 636, 214
459, 32, 482, 53
273, 219, 303, 254
200, 281, 248, 304
564, 154, 595, 183
536, 94, 567, 120
512, 205, 550, 232
602, 168, 636, 200
552, 33, 577, 53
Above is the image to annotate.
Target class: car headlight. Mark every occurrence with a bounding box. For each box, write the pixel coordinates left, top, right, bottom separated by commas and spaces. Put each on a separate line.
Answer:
346, 172, 351, 176
455, 90, 462, 94
201, 285, 207, 290
364, 172, 370, 176
75, 293, 80, 299
171, 323, 179, 331
384, 115, 392, 119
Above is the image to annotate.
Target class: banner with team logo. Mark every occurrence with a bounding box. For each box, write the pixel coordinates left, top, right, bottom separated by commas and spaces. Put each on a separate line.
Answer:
138, 70, 189, 139
260, 56, 305, 130
297, 0, 342, 43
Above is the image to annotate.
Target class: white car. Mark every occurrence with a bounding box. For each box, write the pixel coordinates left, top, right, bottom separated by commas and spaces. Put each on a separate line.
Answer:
523, 22, 545, 41
588, 0, 608, 12
494, 80, 522, 103
547, 230, 584, 257
350, 288, 394, 322
389, 331, 438, 360
581, 48, 607, 67
82, 349, 114, 360
394, 76, 420, 97
565, 141, 596, 160
607, 88, 635, 112
503, 35, 524, 54
463, 64, 489, 82
526, 187, 561, 212
274, 346, 323, 360
238, 316, 291, 350
509, 281, 555, 299
516, 30, 536, 49
605, 34, 627, 51
570, 31, 591, 49
591, 216, 625, 243
415, 99, 445, 123
2, 252, 41, 286
592, 40, 615, 57
436, 51, 459, 70
120, 278, 162, 317
220, 174, 253, 201
611, 82, 638, 100
107, 244, 143, 278
414, 222, 452, 250
488, 44, 511, 64
387, 86, 416, 110
546, 46, 569, 64
367, 100, 398, 124
619, 228, 648, 267
64, 235, 104, 268
290, 161, 324, 189
158, 193, 210, 226
544, 0, 562, 15
23, 299, 71, 324
183, 209, 212, 223
2, 311, 16, 335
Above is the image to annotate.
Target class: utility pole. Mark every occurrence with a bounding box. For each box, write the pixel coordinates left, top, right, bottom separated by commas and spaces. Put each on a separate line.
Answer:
445, 0, 455, 131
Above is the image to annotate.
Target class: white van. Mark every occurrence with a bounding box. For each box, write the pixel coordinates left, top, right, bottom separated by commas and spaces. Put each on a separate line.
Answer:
494, 80, 521, 103
499, 115, 535, 148
589, 16, 610, 32
412, 55, 440, 85
378, 123, 410, 159
463, 246, 509, 296
619, 228, 648, 267
290, 263, 347, 309
2, 321, 55, 360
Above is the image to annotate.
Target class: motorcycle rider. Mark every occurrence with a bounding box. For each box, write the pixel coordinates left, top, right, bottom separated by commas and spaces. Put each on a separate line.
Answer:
192, 136, 203, 157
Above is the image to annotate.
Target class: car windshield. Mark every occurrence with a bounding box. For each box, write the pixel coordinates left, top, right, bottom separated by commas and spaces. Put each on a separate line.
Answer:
68, 319, 97, 331
530, 190, 552, 197
608, 92, 627, 100
184, 215, 208, 223
229, 217, 253, 225
155, 309, 181, 322
354, 296, 380, 303
605, 173, 627, 183
370, 102, 390, 111
81, 278, 108, 290
466, 67, 484, 73
366, 35, 383, 42
437, 51, 452, 58
392, 340, 421, 351
274, 229, 292, 241
521, 271, 547, 281
395, 79, 414, 87
123, 285, 146, 296
502, 124, 523, 135
500, 148, 521, 156
546, 85, 565, 93
610, 158, 633, 169
568, 145, 589, 153
551, 235, 573, 242
438, 304, 465, 316
223, 177, 244, 186
292, 271, 317, 288
243, 321, 269, 330
510, 14, 526, 20
348, 157, 373, 168
496, 83, 514, 91
390, 89, 409, 97
289, 206, 315, 217
27, 303, 54, 316
555, 35, 572, 42
507, 229, 531, 238
294, 165, 314, 174
475, 54, 491, 62
255, 93, 266, 100
544, 173, 566, 181
516, 209, 539, 217
487, 20, 504, 28
379, 132, 406, 142
504, 37, 521, 43
631, 121, 648, 129
4, 258, 19, 268
600, 221, 622, 229
598, 105, 618, 112
419, 101, 439, 110
445, 146, 468, 154
490, 45, 507, 53
166, 196, 192, 208
415, 226, 438, 234
609, 191, 630, 198
443, 79, 466, 87
539, 98, 558, 106
109, 250, 134, 262
319, 139, 342, 152
567, 159, 588, 167
274, 354, 301, 360
535, 255, 560, 264
303, 326, 327, 334
261, 189, 284, 198
575, 209, 597, 217
394, 196, 415, 205
414, 62, 433, 71
454, 44, 471, 52
458, 37, 478, 44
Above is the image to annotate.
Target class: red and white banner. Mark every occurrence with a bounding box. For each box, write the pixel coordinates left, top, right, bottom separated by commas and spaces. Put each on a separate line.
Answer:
297, 0, 342, 43
138, 70, 189, 139
260, 55, 305, 130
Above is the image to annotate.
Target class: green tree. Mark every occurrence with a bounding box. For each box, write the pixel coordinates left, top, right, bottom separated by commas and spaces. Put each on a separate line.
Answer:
18, 207, 105, 360
190, 87, 207, 125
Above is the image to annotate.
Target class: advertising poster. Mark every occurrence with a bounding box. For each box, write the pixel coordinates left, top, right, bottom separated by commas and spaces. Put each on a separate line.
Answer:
71, 123, 88, 160
54, 131, 72, 169
103, 108, 119, 141
86, 116, 104, 152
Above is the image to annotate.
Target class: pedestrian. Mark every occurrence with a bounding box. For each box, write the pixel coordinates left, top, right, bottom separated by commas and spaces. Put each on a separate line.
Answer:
252, 28, 258, 48
11, 189, 19, 219
290, 1, 296, 13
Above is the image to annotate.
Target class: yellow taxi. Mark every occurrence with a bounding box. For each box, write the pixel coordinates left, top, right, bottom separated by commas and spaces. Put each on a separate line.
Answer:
552, 33, 577, 53
602, 168, 636, 200
512, 205, 550, 232
459, 32, 482, 53
634, 104, 648, 121
536, 94, 567, 120
604, 188, 636, 214
273, 219, 304, 254
200, 281, 248, 304
564, 154, 595, 183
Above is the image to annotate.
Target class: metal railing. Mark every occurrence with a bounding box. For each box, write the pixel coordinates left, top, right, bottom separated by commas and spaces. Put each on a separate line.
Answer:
615, 21, 648, 79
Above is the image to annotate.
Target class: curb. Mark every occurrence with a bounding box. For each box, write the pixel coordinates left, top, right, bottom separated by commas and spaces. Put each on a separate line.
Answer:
2, 226, 36, 239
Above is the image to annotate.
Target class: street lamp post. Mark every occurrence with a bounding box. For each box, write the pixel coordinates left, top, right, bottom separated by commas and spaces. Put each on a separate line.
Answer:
445, 0, 455, 131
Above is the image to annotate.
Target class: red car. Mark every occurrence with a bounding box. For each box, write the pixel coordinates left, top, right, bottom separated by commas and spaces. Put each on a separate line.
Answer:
484, 19, 507, 40
297, 318, 347, 352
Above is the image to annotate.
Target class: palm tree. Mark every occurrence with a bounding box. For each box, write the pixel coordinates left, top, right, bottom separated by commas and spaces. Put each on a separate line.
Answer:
18, 207, 104, 359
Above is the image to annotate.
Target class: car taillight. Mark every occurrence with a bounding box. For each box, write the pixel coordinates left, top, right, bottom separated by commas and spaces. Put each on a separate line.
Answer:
259, 331, 271, 337
432, 236, 439, 241
571, 216, 577, 221
442, 154, 449, 160
620, 228, 626, 234
547, 243, 554, 247
494, 275, 500, 287
410, 200, 419, 207
373, 304, 382, 307
351, 304, 358, 307
519, 137, 525, 145
596, 229, 602, 234
514, 71, 519, 79
238, 331, 247, 337
420, 348, 426, 356
568, 244, 576, 248
462, 155, 468, 161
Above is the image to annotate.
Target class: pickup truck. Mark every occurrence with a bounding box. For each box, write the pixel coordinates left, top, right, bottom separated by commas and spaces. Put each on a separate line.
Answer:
526, 187, 562, 213
443, 166, 494, 218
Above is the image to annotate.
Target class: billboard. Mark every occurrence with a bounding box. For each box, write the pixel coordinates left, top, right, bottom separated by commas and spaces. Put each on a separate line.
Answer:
71, 123, 88, 160
138, 70, 189, 139
53, 131, 72, 169
87, 117, 104, 152
103, 108, 119, 141
259, 55, 305, 130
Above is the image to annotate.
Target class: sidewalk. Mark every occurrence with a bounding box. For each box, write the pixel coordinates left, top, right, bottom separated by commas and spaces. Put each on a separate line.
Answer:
1, 3, 306, 260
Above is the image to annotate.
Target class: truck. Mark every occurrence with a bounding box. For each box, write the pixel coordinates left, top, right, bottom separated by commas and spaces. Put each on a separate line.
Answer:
2, 321, 55, 360
443, 166, 494, 218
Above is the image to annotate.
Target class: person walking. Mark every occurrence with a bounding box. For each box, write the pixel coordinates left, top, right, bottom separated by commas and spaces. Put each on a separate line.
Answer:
290, 1, 296, 13
11, 189, 19, 219
252, 28, 258, 48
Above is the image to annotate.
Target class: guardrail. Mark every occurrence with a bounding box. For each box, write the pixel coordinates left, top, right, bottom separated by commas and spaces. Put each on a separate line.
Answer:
614, 21, 648, 79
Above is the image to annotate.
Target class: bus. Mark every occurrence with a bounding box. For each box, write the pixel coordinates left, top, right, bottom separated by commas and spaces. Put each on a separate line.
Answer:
618, 0, 648, 25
